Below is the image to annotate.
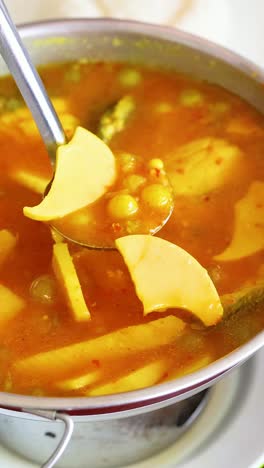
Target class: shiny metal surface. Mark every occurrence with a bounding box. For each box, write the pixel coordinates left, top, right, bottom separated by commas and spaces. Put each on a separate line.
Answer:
0, 391, 209, 468
0, 18, 263, 414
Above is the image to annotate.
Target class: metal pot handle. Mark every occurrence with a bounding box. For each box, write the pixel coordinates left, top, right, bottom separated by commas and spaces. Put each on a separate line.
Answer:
23, 409, 74, 468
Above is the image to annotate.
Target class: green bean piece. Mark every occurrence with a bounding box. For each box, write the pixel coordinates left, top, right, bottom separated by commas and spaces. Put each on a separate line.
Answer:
97, 95, 135, 143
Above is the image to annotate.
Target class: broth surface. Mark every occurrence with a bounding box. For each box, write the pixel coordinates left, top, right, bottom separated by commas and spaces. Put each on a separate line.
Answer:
0, 61, 264, 396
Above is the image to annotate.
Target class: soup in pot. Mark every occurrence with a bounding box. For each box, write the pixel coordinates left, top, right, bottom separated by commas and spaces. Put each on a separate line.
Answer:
0, 61, 263, 396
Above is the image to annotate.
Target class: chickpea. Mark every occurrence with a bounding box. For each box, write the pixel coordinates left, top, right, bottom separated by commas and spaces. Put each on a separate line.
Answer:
119, 68, 141, 87
123, 174, 146, 193
107, 194, 138, 219
141, 184, 172, 209
148, 159, 164, 170
180, 89, 204, 107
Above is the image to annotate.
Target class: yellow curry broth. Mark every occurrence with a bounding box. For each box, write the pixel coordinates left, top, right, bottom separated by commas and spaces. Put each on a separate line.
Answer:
0, 62, 263, 396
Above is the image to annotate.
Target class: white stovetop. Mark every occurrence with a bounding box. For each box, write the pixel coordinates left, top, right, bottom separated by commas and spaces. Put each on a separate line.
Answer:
1, 1, 264, 467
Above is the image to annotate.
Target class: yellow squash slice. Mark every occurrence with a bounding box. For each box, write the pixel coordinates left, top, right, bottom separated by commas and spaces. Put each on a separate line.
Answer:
56, 370, 101, 391
0, 229, 17, 267
0, 284, 25, 325
52, 242, 91, 321
215, 181, 264, 261
10, 170, 49, 194
24, 126, 116, 221
13, 316, 185, 380
87, 359, 168, 396
116, 235, 223, 326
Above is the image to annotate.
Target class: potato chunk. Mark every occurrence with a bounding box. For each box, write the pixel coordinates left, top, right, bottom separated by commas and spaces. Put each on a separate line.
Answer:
13, 316, 185, 380
24, 126, 116, 221
215, 181, 264, 261
10, 170, 49, 194
56, 370, 100, 391
0, 284, 25, 325
52, 243, 90, 322
116, 235, 223, 326
87, 360, 168, 396
0, 229, 17, 266
166, 137, 242, 196
221, 282, 264, 318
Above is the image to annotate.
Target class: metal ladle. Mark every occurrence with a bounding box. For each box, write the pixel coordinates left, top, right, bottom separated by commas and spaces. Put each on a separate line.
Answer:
0, 0, 173, 249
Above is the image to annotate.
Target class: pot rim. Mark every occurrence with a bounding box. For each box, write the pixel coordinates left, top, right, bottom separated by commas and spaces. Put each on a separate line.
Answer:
1, 17, 264, 412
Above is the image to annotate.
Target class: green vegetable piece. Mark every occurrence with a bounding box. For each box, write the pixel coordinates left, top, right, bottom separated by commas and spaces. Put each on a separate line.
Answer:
98, 96, 135, 143
221, 281, 264, 318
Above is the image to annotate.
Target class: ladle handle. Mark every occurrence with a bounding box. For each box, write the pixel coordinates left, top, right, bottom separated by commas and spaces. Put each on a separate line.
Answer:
0, 0, 66, 162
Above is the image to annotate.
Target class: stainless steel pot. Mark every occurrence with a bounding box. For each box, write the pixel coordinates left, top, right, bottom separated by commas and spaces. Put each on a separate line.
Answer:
0, 18, 264, 468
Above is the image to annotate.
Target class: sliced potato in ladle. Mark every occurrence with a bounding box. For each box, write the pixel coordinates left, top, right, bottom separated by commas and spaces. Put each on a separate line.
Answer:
23, 126, 116, 221
115, 235, 223, 326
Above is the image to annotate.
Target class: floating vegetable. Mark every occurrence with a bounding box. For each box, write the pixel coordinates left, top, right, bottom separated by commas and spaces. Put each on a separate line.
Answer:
166, 137, 242, 196
215, 181, 264, 261
115, 235, 223, 326
0, 284, 25, 326
98, 96, 135, 143
0, 229, 17, 267
13, 316, 185, 380
52, 242, 91, 322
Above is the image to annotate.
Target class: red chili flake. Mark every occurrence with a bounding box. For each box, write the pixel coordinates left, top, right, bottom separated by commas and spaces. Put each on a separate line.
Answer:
256, 203, 263, 208
215, 158, 223, 165
191, 108, 206, 120
203, 195, 210, 202
112, 222, 121, 233
155, 168, 161, 177
176, 167, 185, 174
91, 359, 100, 368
